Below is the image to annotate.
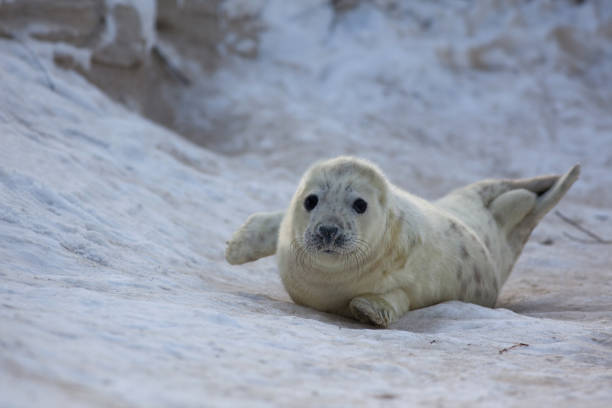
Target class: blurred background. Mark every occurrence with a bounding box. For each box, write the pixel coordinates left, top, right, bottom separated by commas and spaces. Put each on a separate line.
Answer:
2, 0, 611, 201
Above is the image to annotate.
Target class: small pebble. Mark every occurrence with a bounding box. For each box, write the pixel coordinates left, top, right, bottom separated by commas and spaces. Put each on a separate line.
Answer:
540, 238, 554, 246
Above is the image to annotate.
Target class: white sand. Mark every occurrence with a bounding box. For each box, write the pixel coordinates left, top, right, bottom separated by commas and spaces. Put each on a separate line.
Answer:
1, 1, 611, 406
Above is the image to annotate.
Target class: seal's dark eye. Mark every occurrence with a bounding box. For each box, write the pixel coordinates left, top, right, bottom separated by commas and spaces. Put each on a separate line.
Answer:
353, 198, 367, 214
304, 194, 318, 212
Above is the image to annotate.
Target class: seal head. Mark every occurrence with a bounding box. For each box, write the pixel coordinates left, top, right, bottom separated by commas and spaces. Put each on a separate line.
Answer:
288, 157, 390, 270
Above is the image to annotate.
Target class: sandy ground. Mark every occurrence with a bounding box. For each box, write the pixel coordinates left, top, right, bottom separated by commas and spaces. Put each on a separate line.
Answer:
1, 1, 612, 407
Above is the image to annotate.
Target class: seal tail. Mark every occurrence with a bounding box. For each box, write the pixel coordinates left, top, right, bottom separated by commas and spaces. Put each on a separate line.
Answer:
490, 165, 580, 251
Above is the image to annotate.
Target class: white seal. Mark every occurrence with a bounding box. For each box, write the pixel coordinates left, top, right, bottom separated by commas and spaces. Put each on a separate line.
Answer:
226, 157, 579, 327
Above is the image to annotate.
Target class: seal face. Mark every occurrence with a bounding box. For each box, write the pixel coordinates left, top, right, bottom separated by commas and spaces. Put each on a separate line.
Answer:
286, 158, 390, 273
302, 191, 351, 255
226, 156, 580, 328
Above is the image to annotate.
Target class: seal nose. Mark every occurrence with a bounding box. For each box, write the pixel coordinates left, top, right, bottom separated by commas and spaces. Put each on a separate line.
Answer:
318, 224, 339, 244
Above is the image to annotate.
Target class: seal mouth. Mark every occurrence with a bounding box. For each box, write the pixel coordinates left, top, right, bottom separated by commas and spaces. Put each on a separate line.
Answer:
315, 237, 347, 255
314, 240, 351, 255
303, 230, 351, 256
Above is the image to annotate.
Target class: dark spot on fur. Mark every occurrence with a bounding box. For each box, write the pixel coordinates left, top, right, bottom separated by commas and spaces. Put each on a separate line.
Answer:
479, 185, 493, 200
460, 244, 469, 259
456, 266, 462, 279
450, 221, 459, 232
480, 183, 511, 206
474, 267, 482, 284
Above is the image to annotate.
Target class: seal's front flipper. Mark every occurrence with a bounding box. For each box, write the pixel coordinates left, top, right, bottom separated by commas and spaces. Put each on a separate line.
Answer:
225, 211, 284, 265
349, 289, 410, 328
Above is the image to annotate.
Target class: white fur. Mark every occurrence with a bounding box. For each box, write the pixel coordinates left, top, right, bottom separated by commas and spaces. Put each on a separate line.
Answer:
227, 157, 579, 327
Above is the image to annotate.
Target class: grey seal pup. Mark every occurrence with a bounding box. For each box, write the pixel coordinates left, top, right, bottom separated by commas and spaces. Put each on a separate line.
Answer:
226, 157, 579, 327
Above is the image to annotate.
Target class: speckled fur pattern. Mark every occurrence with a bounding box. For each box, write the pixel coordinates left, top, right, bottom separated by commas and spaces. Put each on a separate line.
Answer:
226, 157, 580, 328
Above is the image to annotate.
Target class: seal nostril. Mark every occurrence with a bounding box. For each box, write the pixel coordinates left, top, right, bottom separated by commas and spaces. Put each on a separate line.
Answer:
318, 225, 339, 242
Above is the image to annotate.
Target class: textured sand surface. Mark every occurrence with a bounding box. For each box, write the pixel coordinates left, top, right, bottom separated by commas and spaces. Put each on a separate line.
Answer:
1, 1, 611, 407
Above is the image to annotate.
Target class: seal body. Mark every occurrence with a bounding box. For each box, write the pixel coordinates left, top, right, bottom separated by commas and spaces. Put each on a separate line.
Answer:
226, 157, 579, 327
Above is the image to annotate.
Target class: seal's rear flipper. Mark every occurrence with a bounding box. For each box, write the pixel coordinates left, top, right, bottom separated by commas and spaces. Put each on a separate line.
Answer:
529, 164, 580, 222
490, 189, 537, 233
225, 211, 284, 265
490, 164, 580, 234
508, 164, 580, 251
